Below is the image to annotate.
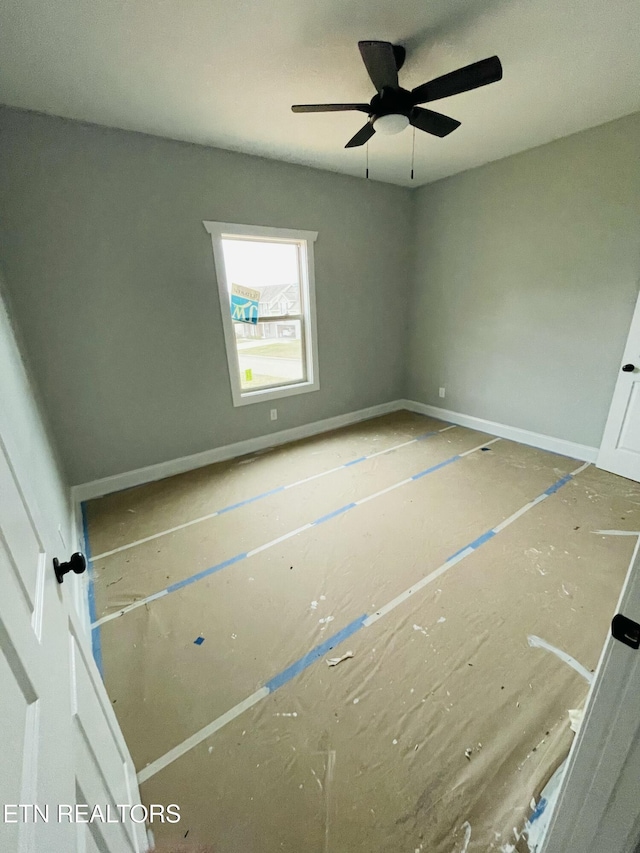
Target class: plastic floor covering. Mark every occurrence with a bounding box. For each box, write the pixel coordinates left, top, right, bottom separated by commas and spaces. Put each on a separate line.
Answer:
84, 412, 640, 853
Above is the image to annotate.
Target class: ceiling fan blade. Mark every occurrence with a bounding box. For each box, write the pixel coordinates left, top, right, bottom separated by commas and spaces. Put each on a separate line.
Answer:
410, 107, 461, 138
411, 56, 503, 104
345, 122, 375, 148
358, 41, 399, 91
292, 103, 370, 113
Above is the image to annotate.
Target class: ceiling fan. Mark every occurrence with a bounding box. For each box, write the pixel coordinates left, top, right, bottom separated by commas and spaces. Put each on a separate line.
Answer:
292, 41, 502, 148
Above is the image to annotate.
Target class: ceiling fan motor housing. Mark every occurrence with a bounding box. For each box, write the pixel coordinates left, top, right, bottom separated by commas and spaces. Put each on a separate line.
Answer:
369, 88, 414, 134
370, 87, 414, 120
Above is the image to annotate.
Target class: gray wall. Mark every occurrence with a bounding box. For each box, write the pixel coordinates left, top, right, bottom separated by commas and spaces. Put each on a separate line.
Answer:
3, 107, 640, 486
407, 112, 640, 448
0, 107, 411, 484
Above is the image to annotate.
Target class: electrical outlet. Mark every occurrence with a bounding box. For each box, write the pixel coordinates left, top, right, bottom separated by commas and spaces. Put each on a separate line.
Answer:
270, 408, 278, 421
439, 387, 446, 399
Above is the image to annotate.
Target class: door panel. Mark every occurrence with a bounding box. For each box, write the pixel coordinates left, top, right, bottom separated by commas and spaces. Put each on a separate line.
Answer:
83, 827, 105, 853
541, 539, 640, 853
0, 430, 146, 851
0, 436, 74, 853
0, 634, 28, 852
598, 287, 640, 481
0, 446, 43, 621
70, 626, 143, 851
618, 383, 640, 453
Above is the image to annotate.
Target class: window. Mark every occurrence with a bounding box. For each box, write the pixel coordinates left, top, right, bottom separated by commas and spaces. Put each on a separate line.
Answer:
204, 221, 319, 406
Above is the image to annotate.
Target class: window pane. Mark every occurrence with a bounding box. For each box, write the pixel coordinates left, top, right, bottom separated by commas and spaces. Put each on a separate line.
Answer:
234, 320, 305, 390
221, 239, 301, 315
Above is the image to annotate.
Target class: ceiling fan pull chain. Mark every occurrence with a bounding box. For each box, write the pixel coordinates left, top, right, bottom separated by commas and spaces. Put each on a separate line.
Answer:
366, 142, 369, 180
410, 126, 416, 181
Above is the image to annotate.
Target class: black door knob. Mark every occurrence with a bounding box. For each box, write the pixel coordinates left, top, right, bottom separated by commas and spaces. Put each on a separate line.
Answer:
54, 552, 87, 584
622, 364, 636, 372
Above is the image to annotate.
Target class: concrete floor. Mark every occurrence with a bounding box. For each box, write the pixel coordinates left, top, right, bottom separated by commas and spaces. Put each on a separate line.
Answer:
84, 412, 640, 852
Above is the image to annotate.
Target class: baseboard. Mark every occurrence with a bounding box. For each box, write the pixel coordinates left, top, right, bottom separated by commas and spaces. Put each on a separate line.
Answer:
71, 399, 405, 502
72, 398, 599, 504
400, 399, 599, 463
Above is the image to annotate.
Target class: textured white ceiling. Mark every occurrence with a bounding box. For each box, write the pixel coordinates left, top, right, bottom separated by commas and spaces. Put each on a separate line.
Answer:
1, 0, 639, 186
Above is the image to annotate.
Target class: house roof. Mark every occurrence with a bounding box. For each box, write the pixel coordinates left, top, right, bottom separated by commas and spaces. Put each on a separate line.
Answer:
258, 284, 299, 310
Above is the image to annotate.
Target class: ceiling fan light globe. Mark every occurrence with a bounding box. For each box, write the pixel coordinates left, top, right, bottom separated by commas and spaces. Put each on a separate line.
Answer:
373, 113, 409, 135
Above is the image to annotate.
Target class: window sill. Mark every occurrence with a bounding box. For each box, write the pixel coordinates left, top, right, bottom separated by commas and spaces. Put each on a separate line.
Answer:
231, 378, 320, 407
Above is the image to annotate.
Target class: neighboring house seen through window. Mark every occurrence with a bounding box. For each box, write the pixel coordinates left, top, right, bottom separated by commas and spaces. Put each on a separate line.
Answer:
204, 222, 319, 406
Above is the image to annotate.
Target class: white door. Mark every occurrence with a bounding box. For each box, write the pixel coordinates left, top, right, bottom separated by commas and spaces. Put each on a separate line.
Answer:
0, 298, 147, 852
598, 286, 640, 481
541, 537, 640, 853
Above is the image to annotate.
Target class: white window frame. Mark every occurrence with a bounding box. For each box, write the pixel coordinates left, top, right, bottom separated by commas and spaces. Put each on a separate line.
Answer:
203, 221, 320, 407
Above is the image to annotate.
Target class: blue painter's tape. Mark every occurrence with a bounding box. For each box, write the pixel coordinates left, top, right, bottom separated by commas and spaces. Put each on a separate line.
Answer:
102, 432, 470, 613
468, 530, 496, 550
166, 552, 248, 593
446, 471, 576, 561
81, 502, 104, 678
415, 431, 438, 441
447, 529, 495, 561
411, 454, 460, 480
217, 486, 285, 514
447, 544, 472, 561
313, 504, 356, 526
265, 615, 367, 693
343, 456, 367, 467
544, 474, 573, 496
530, 797, 548, 823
